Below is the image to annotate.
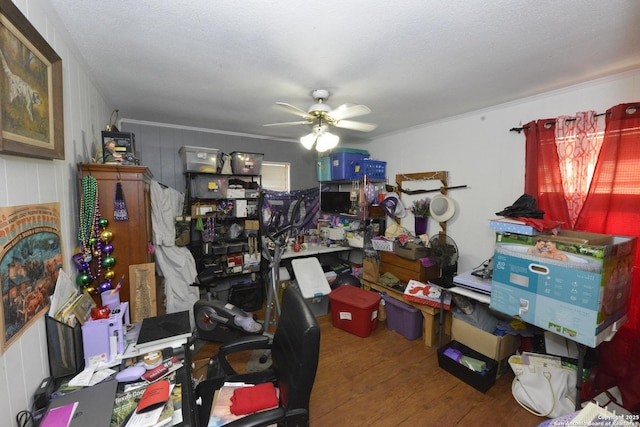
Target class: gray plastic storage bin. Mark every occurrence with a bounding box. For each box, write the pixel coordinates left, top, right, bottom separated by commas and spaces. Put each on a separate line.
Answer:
180, 146, 220, 173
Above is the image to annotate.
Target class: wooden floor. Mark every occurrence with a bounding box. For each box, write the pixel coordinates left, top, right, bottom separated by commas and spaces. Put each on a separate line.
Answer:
194, 313, 544, 427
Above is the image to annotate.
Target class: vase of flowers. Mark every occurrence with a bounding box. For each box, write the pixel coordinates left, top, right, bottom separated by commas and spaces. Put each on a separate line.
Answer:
411, 198, 430, 236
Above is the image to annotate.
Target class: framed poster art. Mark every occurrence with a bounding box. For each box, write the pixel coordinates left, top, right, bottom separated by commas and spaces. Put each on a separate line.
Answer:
0, 202, 63, 353
0, 0, 64, 160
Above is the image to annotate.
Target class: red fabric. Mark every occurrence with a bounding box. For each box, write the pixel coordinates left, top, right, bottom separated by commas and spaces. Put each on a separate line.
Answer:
525, 103, 640, 411
554, 111, 603, 228
230, 383, 279, 415
512, 217, 563, 232
524, 119, 572, 225
574, 104, 640, 328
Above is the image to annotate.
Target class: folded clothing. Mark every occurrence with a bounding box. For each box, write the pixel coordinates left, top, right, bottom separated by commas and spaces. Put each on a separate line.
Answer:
230, 382, 279, 415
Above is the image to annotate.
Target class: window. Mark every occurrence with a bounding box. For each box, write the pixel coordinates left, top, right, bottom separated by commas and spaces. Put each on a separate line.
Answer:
261, 162, 290, 191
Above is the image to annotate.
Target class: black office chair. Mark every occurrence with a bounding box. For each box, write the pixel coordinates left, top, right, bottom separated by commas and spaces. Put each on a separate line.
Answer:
195, 286, 321, 427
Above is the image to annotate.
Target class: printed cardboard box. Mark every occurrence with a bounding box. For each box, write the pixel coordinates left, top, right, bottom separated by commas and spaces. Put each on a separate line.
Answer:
490, 232, 636, 347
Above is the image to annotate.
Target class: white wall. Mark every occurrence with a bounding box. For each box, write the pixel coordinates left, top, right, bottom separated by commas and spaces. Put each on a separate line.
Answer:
1, 1, 639, 424
0, 1, 110, 425
366, 69, 640, 275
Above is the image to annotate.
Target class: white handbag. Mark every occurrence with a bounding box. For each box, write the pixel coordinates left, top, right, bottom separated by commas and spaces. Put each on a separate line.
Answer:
508, 354, 577, 419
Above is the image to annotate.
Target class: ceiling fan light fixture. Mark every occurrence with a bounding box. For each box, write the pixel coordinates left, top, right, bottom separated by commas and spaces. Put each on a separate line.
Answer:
315, 131, 339, 152
300, 133, 317, 150
300, 123, 339, 152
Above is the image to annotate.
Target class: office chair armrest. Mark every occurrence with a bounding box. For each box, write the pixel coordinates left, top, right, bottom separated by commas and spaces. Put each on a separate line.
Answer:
223, 407, 287, 427
219, 334, 271, 355
217, 334, 272, 374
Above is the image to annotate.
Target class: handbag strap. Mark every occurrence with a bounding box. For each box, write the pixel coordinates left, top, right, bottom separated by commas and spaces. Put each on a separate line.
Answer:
512, 370, 556, 417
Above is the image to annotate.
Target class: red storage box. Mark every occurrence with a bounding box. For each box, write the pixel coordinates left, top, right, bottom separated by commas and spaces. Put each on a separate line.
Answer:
329, 286, 381, 337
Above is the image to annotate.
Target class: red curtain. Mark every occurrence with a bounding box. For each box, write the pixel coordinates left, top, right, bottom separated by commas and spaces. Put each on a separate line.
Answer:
575, 104, 640, 326
524, 102, 640, 410
524, 118, 572, 225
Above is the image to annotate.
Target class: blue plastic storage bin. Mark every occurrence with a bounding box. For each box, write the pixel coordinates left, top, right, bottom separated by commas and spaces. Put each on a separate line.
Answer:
361, 159, 387, 180
330, 152, 368, 180
317, 157, 331, 181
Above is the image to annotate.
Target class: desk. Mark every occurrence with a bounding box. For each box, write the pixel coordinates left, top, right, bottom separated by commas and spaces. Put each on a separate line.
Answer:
361, 279, 451, 347
451, 270, 492, 304
280, 244, 352, 259
449, 271, 588, 411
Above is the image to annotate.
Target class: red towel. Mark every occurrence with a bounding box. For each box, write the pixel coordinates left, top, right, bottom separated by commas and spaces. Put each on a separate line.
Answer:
230, 383, 279, 415
513, 217, 564, 233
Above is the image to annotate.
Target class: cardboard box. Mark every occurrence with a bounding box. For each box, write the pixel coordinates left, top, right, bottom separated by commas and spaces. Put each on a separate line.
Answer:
546, 230, 614, 246
437, 340, 498, 393
451, 317, 520, 362
489, 218, 560, 236
394, 242, 428, 260
451, 317, 520, 375
490, 232, 636, 347
244, 220, 260, 230
226, 188, 246, 199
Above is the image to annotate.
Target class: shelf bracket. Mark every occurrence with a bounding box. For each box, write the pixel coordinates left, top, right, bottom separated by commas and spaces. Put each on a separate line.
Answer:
394, 171, 449, 235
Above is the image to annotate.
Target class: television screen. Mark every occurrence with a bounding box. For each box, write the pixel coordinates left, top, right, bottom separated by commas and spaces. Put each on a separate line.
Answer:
321, 192, 351, 213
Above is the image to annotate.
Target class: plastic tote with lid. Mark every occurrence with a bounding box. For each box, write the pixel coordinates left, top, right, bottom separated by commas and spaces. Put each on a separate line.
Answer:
291, 258, 332, 317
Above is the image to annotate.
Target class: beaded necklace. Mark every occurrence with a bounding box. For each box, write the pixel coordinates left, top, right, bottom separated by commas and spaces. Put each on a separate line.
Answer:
78, 176, 102, 282
76, 175, 117, 293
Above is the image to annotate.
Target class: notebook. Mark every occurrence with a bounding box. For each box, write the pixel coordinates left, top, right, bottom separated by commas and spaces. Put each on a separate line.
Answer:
135, 310, 192, 350
45, 379, 118, 427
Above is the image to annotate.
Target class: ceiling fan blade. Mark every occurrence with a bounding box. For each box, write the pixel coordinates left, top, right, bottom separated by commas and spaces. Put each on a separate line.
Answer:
264, 120, 312, 127
275, 102, 311, 119
334, 120, 378, 132
328, 104, 372, 120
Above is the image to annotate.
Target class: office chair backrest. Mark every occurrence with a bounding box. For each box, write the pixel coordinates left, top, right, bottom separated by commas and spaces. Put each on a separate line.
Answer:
271, 287, 320, 412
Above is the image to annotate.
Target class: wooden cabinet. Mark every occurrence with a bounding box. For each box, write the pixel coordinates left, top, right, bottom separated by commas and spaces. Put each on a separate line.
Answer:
77, 164, 153, 309
379, 251, 439, 284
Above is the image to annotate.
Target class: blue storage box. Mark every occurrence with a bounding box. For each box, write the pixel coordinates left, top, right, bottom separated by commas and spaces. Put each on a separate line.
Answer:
382, 294, 422, 340
330, 152, 368, 180
360, 159, 386, 180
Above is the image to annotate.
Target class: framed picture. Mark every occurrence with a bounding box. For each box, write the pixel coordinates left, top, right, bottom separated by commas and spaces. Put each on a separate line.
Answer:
0, 0, 64, 160
101, 131, 137, 165
0, 202, 63, 353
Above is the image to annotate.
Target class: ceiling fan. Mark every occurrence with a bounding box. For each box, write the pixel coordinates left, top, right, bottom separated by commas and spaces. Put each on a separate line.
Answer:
265, 89, 378, 151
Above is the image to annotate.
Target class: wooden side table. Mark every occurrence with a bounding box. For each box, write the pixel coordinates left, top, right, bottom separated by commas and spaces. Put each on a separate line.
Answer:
362, 279, 451, 347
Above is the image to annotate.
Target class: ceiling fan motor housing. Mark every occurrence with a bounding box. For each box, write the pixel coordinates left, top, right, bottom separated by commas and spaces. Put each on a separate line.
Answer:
308, 103, 332, 115
311, 89, 330, 101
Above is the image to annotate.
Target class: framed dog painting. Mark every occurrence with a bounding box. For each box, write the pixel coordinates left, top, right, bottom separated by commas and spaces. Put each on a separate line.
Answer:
0, 0, 64, 160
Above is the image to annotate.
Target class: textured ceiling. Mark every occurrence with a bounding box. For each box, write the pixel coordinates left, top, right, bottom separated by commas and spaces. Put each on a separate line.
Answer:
48, 0, 640, 144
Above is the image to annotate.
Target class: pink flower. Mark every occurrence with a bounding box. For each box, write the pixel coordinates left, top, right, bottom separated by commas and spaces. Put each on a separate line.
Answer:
411, 198, 431, 217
